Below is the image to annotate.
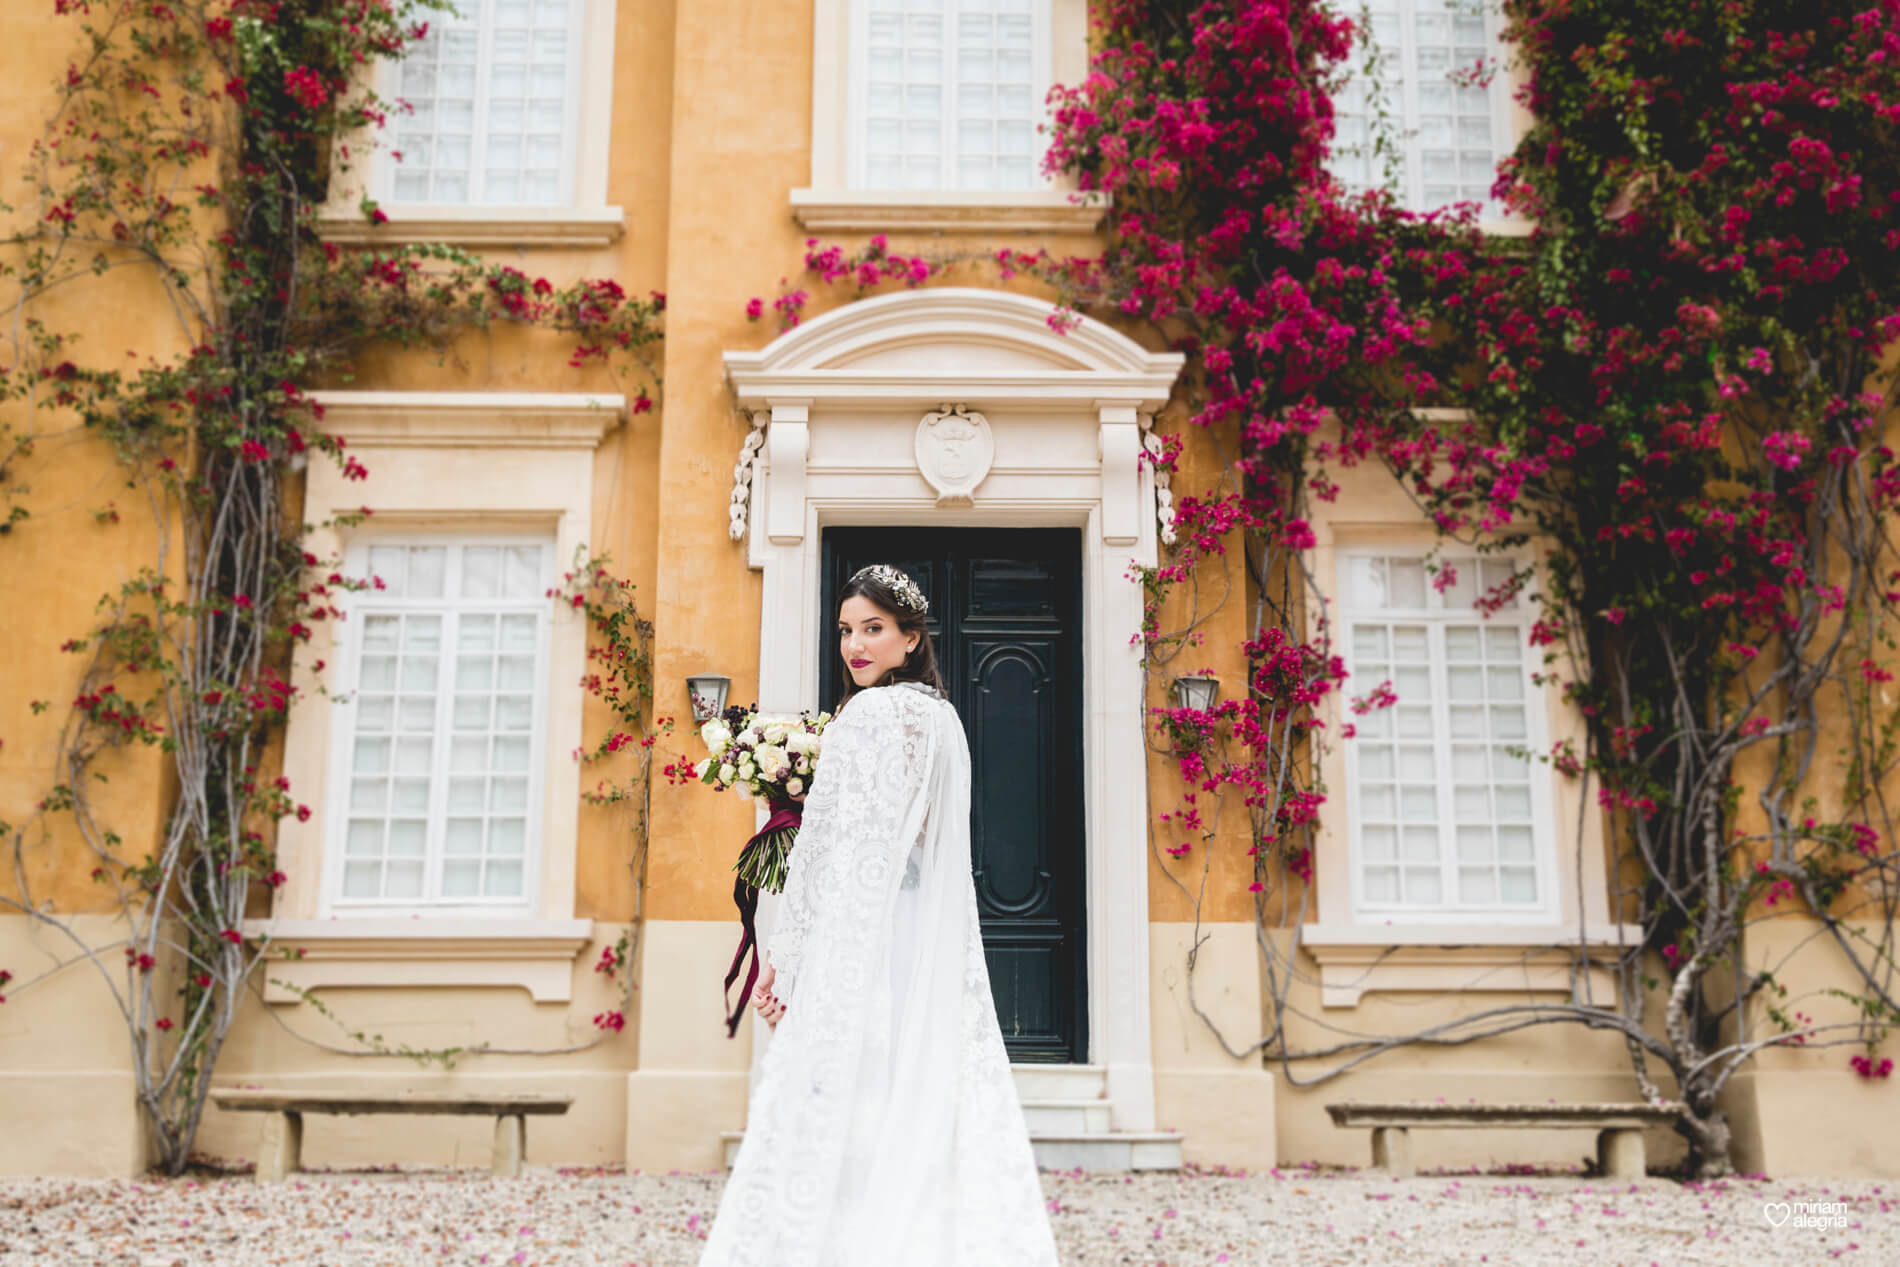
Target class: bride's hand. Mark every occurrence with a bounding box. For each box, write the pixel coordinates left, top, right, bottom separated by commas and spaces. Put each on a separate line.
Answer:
752, 961, 786, 1029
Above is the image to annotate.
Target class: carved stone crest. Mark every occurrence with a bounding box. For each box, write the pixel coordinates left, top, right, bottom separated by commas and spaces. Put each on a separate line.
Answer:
914, 404, 994, 507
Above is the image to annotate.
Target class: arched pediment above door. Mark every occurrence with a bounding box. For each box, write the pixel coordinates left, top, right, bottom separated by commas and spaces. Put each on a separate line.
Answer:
723, 287, 1182, 410
720, 288, 1187, 553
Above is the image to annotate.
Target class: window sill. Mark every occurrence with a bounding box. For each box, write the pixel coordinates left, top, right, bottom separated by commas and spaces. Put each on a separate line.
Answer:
1477, 216, 1535, 239
242, 916, 595, 1004
1300, 921, 1644, 1008
789, 188, 1109, 234
315, 205, 627, 248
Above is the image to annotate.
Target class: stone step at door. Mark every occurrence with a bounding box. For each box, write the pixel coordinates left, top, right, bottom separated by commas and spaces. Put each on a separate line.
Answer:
1010, 1062, 1108, 1101
1019, 1098, 1113, 1134
721, 1064, 1184, 1171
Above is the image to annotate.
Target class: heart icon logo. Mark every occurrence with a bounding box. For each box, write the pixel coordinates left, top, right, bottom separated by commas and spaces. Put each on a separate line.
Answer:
1763, 1202, 1792, 1227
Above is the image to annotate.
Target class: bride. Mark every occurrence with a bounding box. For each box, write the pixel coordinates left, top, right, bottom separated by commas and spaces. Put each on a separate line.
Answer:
698, 563, 1060, 1267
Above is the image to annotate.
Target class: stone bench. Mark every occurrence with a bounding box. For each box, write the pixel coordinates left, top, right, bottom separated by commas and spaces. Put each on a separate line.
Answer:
211, 1089, 574, 1181
1324, 1100, 1681, 1179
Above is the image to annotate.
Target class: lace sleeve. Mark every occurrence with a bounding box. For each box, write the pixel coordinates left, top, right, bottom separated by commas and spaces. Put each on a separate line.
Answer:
762, 830, 819, 992
762, 869, 811, 992
763, 686, 934, 1007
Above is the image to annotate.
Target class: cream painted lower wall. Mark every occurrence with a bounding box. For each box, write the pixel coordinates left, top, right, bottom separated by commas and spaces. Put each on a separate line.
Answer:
1154, 1068, 1276, 1168
624, 920, 755, 1172
1257, 918, 1900, 1176
1720, 917, 1900, 1178
1149, 922, 1277, 1168
0, 914, 149, 1176
196, 919, 639, 1169
1260, 923, 1694, 1171
1723, 1071, 1900, 1178
624, 1069, 749, 1172
0, 1072, 147, 1177
7, 912, 1895, 1177
1, 913, 639, 1175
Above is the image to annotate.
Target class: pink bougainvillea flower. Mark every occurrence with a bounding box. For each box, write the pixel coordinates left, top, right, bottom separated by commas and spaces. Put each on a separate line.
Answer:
283, 66, 329, 110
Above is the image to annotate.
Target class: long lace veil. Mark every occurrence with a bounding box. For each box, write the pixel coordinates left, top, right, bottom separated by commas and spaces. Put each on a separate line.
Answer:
701, 681, 1056, 1267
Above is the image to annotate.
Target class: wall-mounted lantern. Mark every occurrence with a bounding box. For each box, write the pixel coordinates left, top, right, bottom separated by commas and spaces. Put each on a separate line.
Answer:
1170, 673, 1219, 712
685, 672, 732, 724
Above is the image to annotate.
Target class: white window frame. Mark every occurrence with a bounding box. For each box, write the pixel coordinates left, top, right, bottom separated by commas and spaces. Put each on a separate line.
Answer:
372, 0, 587, 208
1338, 546, 1560, 926
246, 393, 620, 1001
844, 0, 1053, 193
317, 0, 622, 246
322, 530, 555, 918
796, 0, 1104, 232
1329, 0, 1523, 221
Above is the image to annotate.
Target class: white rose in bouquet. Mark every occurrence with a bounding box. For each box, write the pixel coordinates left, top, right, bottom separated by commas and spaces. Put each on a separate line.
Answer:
717, 761, 735, 783
738, 760, 756, 782
738, 728, 759, 747
754, 744, 789, 780
762, 721, 788, 744
786, 776, 803, 796
700, 719, 731, 754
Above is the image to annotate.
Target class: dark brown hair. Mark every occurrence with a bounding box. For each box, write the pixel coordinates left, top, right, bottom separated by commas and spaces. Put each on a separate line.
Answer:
833, 566, 946, 714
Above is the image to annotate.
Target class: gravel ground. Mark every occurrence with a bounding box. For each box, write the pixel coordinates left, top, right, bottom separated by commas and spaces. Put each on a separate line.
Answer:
0, 1163, 1892, 1266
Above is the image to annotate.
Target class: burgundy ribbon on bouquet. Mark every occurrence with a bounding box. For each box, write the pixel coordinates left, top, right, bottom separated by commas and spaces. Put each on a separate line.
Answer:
723, 793, 805, 1038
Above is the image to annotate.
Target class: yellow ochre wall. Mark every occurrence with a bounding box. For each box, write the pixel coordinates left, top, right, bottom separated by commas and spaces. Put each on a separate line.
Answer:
1, 0, 1895, 1183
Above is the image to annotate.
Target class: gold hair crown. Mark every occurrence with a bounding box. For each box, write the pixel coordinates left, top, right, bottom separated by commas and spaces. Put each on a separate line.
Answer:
852, 563, 929, 615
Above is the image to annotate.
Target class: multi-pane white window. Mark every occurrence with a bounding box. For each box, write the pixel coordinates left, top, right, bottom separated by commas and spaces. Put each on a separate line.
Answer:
852, 0, 1049, 191
385, 0, 583, 205
331, 539, 551, 910
1342, 551, 1552, 920
1328, 0, 1514, 212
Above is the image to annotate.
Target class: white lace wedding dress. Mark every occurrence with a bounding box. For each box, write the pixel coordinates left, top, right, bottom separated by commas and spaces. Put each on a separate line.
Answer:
698, 680, 1059, 1267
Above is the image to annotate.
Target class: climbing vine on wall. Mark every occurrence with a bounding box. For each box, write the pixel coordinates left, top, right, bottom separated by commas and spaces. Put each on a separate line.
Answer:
0, 0, 663, 1173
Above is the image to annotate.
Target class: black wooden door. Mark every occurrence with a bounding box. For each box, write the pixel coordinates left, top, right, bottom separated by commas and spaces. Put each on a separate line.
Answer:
821, 526, 1086, 1063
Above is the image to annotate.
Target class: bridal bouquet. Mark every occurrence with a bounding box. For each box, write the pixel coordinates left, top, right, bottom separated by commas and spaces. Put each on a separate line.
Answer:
694, 705, 831, 894
697, 704, 831, 1038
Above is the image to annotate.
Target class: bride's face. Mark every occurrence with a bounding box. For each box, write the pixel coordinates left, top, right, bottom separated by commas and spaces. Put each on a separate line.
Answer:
838, 594, 918, 687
